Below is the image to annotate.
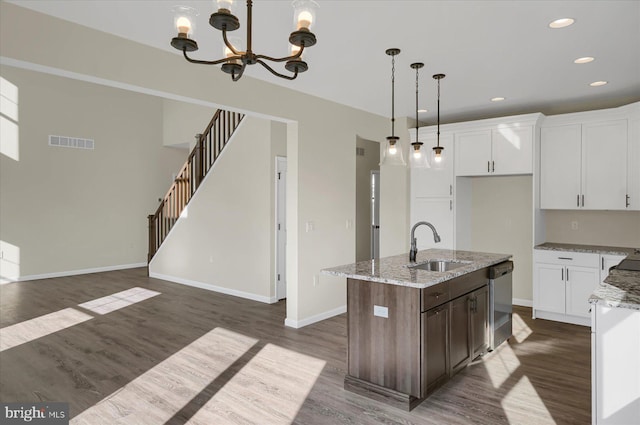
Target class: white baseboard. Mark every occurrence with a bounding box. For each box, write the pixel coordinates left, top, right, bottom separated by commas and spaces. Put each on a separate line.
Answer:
284, 305, 347, 329
2, 263, 147, 284
149, 272, 277, 304
513, 298, 533, 307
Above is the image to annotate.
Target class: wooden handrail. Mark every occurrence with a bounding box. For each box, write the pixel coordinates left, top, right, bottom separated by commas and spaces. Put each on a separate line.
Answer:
147, 109, 244, 263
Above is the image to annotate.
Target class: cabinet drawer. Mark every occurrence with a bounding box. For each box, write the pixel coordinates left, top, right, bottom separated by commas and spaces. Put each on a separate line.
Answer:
534, 249, 599, 268
422, 283, 450, 311
449, 268, 489, 300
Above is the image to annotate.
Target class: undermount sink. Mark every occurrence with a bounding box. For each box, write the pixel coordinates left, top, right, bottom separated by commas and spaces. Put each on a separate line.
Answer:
409, 260, 472, 272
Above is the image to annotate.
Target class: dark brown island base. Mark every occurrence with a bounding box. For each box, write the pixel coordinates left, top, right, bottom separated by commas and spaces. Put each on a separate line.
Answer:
322, 249, 512, 411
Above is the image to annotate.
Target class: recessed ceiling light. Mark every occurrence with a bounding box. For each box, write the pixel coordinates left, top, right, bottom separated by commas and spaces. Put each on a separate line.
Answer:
491, 97, 505, 102
590, 81, 608, 87
574, 56, 595, 64
549, 18, 575, 28
417, 109, 427, 113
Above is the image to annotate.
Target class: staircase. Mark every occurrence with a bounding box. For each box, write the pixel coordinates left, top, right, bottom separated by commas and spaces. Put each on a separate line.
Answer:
147, 109, 245, 262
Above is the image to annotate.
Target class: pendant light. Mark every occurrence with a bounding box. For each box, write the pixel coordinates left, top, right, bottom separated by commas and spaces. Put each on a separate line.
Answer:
409, 62, 429, 168
431, 73, 446, 169
380, 48, 406, 166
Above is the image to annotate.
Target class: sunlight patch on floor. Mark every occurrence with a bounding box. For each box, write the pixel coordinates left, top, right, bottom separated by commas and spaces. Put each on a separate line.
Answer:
501, 375, 554, 424
77, 287, 161, 315
484, 344, 521, 389
0, 308, 92, 352
186, 343, 326, 425
70, 327, 258, 425
512, 312, 532, 343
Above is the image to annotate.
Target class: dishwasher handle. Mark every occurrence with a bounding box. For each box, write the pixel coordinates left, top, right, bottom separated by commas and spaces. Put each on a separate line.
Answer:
489, 261, 514, 279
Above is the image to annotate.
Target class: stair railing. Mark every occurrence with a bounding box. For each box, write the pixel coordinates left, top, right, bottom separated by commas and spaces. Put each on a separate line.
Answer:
148, 109, 244, 262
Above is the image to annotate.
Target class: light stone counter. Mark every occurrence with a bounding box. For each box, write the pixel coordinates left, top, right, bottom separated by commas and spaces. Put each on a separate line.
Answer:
321, 248, 511, 289
534, 242, 635, 256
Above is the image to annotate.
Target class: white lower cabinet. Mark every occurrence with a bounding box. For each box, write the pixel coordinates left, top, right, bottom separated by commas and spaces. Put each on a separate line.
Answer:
591, 304, 640, 424
533, 250, 600, 326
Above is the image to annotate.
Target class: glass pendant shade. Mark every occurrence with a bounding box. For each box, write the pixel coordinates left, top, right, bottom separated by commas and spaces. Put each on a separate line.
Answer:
292, 0, 319, 31
216, 0, 234, 13
410, 142, 430, 168
430, 146, 446, 169
381, 137, 406, 166
173, 6, 198, 38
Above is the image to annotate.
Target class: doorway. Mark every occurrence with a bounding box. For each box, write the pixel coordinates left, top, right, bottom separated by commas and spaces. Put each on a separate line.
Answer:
275, 156, 287, 300
355, 137, 381, 261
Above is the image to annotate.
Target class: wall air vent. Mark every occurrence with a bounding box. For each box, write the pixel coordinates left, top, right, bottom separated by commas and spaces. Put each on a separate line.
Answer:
356, 147, 365, 156
49, 135, 94, 150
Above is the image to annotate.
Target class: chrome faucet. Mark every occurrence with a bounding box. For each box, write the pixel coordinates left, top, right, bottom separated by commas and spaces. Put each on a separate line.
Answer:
410, 221, 441, 262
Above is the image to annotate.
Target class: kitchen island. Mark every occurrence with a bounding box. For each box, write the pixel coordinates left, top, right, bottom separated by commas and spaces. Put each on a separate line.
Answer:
322, 248, 511, 410
588, 251, 640, 425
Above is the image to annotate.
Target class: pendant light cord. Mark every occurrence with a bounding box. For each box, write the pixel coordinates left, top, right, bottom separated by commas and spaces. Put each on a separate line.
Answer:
391, 53, 396, 137
437, 77, 441, 148
415, 65, 419, 141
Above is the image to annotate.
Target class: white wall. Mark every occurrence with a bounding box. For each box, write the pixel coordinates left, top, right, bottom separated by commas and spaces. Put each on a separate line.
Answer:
150, 117, 279, 302
544, 210, 640, 248
162, 99, 216, 149
470, 176, 533, 302
0, 66, 186, 280
0, 3, 392, 325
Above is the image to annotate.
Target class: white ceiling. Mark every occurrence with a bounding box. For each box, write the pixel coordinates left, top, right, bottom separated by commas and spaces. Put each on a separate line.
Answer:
8, 0, 640, 123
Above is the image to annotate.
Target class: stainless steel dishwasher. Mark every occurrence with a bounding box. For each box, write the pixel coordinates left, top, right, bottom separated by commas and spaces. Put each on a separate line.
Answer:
488, 261, 513, 351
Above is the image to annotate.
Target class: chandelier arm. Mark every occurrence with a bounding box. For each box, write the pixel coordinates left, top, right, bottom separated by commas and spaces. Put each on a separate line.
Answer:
231, 62, 248, 82
222, 29, 242, 56
183, 49, 231, 65
256, 59, 299, 80
255, 49, 304, 63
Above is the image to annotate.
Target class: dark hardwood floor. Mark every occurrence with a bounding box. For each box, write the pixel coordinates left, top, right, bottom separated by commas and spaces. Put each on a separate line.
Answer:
0, 268, 591, 424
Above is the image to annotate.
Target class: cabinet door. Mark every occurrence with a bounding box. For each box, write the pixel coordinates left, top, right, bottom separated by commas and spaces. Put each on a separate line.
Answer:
582, 120, 628, 209
470, 285, 489, 359
565, 265, 600, 318
411, 133, 454, 198
628, 114, 640, 210
491, 125, 533, 175
600, 254, 626, 283
449, 294, 472, 374
455, 130, 492, 176
411, 198, 454, 250
540, 125, 582, 209
534, 263, 566, 313
422, 305, 449, 397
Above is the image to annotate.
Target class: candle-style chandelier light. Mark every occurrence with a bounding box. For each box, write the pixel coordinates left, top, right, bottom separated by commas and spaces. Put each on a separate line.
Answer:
170, 0, 318, 81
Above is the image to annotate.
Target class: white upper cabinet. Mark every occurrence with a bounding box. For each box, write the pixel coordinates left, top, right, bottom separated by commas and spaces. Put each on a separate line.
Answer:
582, 120, 628, 209
628, 110, 640, 210
540, 117, 629, 210
491, 126, 534, 175
455, 124, 534, 176
410, 132, 454, 198
540, 125, 582, 209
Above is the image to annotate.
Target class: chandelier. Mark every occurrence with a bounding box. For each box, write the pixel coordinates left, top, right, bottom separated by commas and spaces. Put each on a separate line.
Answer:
170, 0, 318, 81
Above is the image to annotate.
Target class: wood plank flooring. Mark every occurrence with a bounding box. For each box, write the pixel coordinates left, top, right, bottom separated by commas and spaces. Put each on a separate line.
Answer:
0, 268, 591, 424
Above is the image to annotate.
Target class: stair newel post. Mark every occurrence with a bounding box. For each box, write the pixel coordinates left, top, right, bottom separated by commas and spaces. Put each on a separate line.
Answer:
147, 214, 156, 266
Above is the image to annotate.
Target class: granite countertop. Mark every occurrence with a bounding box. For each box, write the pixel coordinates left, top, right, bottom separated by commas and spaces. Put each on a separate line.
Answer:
534, 242, 636, 256
590, 269, 640, 311
321, 249, 511, 289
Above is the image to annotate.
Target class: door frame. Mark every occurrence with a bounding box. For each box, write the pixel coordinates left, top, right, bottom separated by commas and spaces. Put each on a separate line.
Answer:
275, 156, 287, 300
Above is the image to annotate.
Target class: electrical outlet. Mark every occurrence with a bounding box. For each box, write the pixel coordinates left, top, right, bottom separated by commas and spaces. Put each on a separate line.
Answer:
313, 275, 318, 286
209, 255, 214, 263
571, 221, 579, 230
306, 221, 314, 232
346, 219, 353, 230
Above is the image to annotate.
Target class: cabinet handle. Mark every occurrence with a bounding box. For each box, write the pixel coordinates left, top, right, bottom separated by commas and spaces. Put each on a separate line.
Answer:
626, 195, 631, 208
450, 200, 453, 211
582, 194, 585, 207
492, 161, 495, 172
561, 268, 564, 281
487, 161, 490, 173
558, 257, 573, 260
602, 257, 604, 270
577, 194, 580, 207
566, 268, 569, 281
450, 185, 453, 195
